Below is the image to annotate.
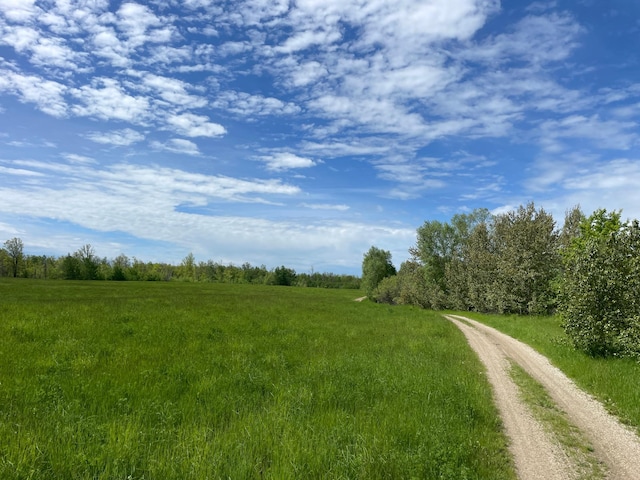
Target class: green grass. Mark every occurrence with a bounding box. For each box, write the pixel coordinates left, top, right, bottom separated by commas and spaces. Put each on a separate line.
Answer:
462, 311, 640, 434
0, 279, 515, 479
509, 362, 605, 479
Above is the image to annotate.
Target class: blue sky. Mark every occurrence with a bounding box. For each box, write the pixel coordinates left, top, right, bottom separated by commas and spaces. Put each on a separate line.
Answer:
1, 0, 639, 274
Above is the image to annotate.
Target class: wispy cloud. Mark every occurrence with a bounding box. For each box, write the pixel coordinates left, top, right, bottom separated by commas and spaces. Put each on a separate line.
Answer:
301, 203, 350, 211
165, 113, 226, 137
0, 157, 413, 269
258, 152, 317, 171
85, 128, 145, 146
150, 138, 201, 156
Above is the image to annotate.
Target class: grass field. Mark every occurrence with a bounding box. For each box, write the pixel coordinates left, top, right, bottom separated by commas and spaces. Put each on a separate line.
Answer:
0, 280, 514, 479
465, 312, 640, 434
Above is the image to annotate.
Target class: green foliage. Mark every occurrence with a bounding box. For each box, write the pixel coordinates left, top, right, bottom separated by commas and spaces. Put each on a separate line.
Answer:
372, 274, 400, 304
490, 203, 559, 314
269, 265, 297, 286
0, 237, 360, 289
178, 252, 196, 280
387, 203, 560, 314
412, 210, 491, 295
61, 253, 82, 280
3, 237, 23, 278
0, 248, 11, 277
413, 219, 458, 291
361, 246, 396, 298
560, 210, 640, 357
296, 271, 361, 289
0, 280, 515, 479
395, 260, 432, 308
458, 221, 497, 312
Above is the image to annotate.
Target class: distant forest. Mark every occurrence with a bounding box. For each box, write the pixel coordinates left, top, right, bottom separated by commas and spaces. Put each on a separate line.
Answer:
0, 240, 361, 289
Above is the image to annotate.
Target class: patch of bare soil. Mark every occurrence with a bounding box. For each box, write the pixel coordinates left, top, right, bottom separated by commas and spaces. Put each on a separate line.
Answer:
445, 314, 640, 480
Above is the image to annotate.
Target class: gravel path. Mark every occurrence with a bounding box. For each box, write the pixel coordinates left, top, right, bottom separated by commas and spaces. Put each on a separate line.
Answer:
445, 314, 640, 480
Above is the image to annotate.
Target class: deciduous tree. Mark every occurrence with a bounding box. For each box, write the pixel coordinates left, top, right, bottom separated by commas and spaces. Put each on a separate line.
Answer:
362, 246, 396, 298
4, 237, 24, 278
560, 209, 640, 357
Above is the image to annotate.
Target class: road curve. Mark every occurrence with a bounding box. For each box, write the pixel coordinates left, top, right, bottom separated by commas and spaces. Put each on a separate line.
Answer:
445, 314, 640, 480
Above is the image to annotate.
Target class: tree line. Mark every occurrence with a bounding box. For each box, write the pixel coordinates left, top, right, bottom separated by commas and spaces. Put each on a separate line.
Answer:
363, 203, 640, 358
0, 239, 360, 289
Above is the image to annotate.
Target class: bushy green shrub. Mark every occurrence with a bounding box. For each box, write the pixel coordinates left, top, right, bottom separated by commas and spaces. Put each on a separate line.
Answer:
373, 275, 400, 304
560, 210, 640, 357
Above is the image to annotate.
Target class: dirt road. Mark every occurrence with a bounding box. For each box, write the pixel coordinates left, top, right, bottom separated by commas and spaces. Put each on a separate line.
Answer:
445, 314, 640, 480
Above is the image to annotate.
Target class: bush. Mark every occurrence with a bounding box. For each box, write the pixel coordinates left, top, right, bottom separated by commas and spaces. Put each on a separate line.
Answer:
560, 211, 640, 357
373, 275, 400, 304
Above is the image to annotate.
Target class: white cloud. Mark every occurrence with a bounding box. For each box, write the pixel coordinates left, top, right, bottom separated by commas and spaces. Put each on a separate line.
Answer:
0, 159, 301, 205
528, 157, 640, 224
70, 78, 150, 122
378, 162, 448, 200
146, 45, 193, 65
62, 153, 96, 165
115, 2, 172, 48
461, 13, 583, 66
151, 138, 201, 156
90, 27, 131, 67
275, 27, 342, 54
0, 165, 44, 177
0, 25, 41, 53
539, 115, 638, 151
258, 152, 317, 171
301, 203, 350, 211
212, 90, 301, 117
140, 73, 208, 109
0, 0, 38, 22
0, 70, 68, 117
300, 141, 391, 158
30, 36, 88, 71
288, 60, 328, 87
0, 166, 413, 271
165, 112, 226, 137
85, 128, 145, 146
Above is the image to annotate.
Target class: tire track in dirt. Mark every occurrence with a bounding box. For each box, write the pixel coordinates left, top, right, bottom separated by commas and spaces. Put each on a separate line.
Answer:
445, 314, 640, 479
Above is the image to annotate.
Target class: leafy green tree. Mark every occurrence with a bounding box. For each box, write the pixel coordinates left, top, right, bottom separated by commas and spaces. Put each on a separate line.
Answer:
456, 221, 497, 312
269, 266, 297, 286
560, 209, 640, 357
392, 260, 434, 308
491, 203, 559, 314
558, 205, 585, 253
362, 246, 396, 298
411, 220, 457, 293
411, 209, 492, 307
0, 248, 10, 277
61, 254, 82, 280
179, 253, 196, 281
111, 254, 130, 281
3, 237, 24, 278
76, 244, 99, 280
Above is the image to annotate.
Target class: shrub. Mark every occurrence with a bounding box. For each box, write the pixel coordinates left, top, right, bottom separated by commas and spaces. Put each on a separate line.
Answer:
560, 210, 640, 357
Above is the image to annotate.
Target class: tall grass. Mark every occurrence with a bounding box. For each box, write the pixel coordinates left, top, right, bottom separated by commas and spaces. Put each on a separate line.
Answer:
0, 280, 514, 479
464, 312, 640, 433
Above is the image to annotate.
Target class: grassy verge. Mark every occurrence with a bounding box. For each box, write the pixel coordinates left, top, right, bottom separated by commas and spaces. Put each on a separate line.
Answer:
508, 362, 605, 479
461, 312, 640, 434
0, 280, 515, 479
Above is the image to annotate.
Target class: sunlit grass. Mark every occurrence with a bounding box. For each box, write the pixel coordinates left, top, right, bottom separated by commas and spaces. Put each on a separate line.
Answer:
463, 311, 640, 433
0, 280, 514, 479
